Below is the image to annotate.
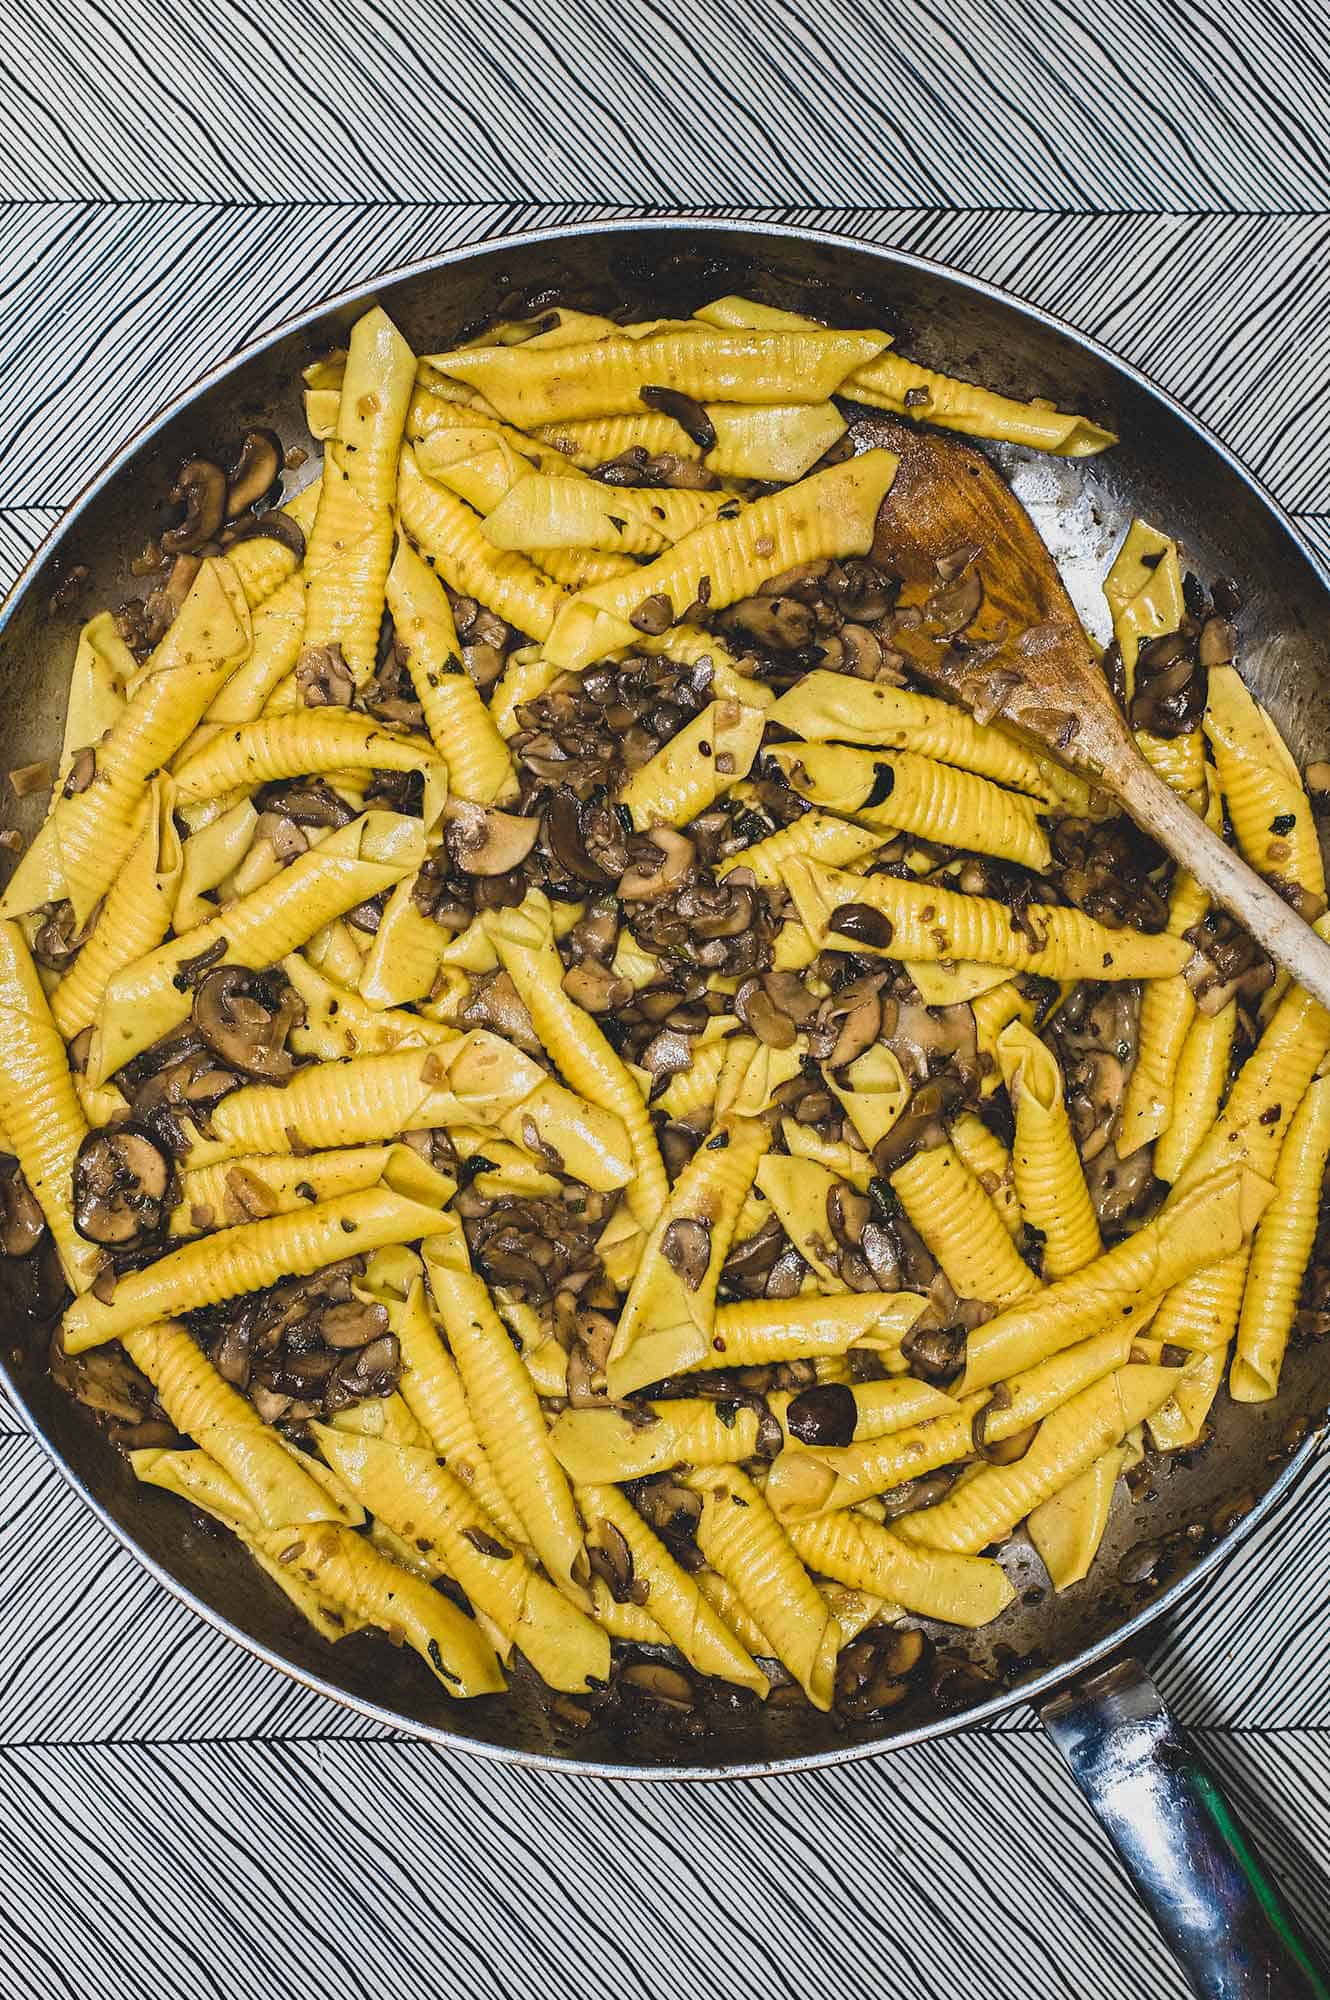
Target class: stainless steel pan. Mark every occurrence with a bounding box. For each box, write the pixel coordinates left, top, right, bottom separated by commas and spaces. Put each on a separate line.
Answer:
3, 221, 1328, 1997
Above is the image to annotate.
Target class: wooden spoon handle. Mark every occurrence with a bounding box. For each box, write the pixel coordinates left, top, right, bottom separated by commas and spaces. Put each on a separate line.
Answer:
1113, 754, 1330, 1012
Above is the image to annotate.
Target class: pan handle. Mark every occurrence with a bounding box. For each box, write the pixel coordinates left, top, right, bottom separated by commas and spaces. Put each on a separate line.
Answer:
1041, 1656, 1328, 1998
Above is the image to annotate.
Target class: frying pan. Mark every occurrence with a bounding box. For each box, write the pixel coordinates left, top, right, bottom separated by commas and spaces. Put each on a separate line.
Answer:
2, 221, 1328, 1998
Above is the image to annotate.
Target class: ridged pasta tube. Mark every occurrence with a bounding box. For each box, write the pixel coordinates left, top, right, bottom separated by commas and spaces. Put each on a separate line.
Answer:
359, 1249, 525, 1541
766, 671, 1101, 813
997, 1023, 1101, 1278
172, 711, 446, 810
483, 892, 666, 1230
385, 537, 517, 805
684, 1465, 840, 1710
205, 572, 306, 725
0, 919, 90, 1287
536, 402, 848, 482
607, 1115, 773, 1397
543, 452, 899, 672
580, 1484, 769, 1693
63, 1184, 455, 1351
705, 1292, 929, 1371
696, 296, 1115, 456
1153, 1000, 1237, 1186
958, 1164, 1273, 1392
551, 1400, 768, 1483
483, 474, 671, 556
421, 1222, 589, 1603
132, 1446, 361, 1642
764, 741, 1051, 871
1171, 954, 1330, 1197
766, 1323, 1136, 1522
90, 810, 425, 1079
314, 1419, 609, 1692
1117, 796, 1218, 1157
784, 858, 1189, 981
283, 953, 456, 1061
170, 1144, 453, 1237
185, 1033, 633, 1191
899, 1365, 1177, 1556
50, 778, 182, 1041
301, 307, 416, 683
1232, 1072, 1330, 1400
1, 557, 252, 924
891, 1144, 1041, 1307
715, 809, 882, 886
1204, 665, 1326, 910
259, 1520, 504, 1695
427, 327, 887, 425
122, 1320, 357, 1529
787, 1510, 1014, 1627
619, 700, 766, 830
950, 1112, 1021, 1240
398, 447, 568, 642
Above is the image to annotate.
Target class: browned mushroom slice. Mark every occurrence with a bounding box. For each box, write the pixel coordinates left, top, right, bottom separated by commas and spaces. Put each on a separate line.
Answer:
785, 1381, 857, 1448
192, 966, 305, 1080
734, 977, 797, 1049
72, 1127, 173, 1246
660, 1216, 711, 1290
162, 459, 228, 555
639, 386, 717, 453
295, 644, 356, 707
444, 800, 540, 877
617, 828, 695, 901
30, 898, 100, 972
0, 1162, 46, 1256
225, 429, 283, 518
561, 960, 633, 1014
545, 788, 619, 887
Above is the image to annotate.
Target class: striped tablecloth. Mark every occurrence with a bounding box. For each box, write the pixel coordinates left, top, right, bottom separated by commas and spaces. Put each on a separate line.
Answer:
2, 6, 1330, 1992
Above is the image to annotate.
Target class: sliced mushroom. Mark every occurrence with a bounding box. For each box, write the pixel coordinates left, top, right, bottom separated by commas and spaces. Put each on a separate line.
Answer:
31, 899, 99, 972
444, 800, 540, 877
617, 828, 695, 901
785, 1382, 857, 1448
162, 459, 227, 555
295, 644, 355, 707
0, 1163, 46, 1256
318, 1299, 391, 1349
562, 960, 633, 1014
661, 1216, 712, 1290
545, 788, 618, 886
639, 386, 717, 452
72, 1127, 173, 1246
192, 966, 305, 1080
225, 429, 283, 518
734, 977, 797, 1049
459, 969, 542, 1054
828, 901, 894, 951
629, 592, 674, 635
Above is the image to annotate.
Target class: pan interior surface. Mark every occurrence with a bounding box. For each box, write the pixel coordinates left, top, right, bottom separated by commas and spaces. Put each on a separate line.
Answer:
3, 221, 1329, 1776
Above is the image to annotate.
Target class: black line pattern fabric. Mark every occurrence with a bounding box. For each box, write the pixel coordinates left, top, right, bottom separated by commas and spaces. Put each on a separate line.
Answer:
3, 9, 1330, 1990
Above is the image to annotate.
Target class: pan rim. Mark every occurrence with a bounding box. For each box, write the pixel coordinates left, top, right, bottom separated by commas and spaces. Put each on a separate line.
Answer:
2, 213, 1327, 1780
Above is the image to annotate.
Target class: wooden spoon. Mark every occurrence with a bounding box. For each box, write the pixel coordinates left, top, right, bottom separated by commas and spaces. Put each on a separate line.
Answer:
858, 414, 1330, 1012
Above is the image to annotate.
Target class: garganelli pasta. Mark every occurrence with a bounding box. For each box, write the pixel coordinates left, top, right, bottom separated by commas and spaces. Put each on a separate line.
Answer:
6, 292, 1326, 1722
